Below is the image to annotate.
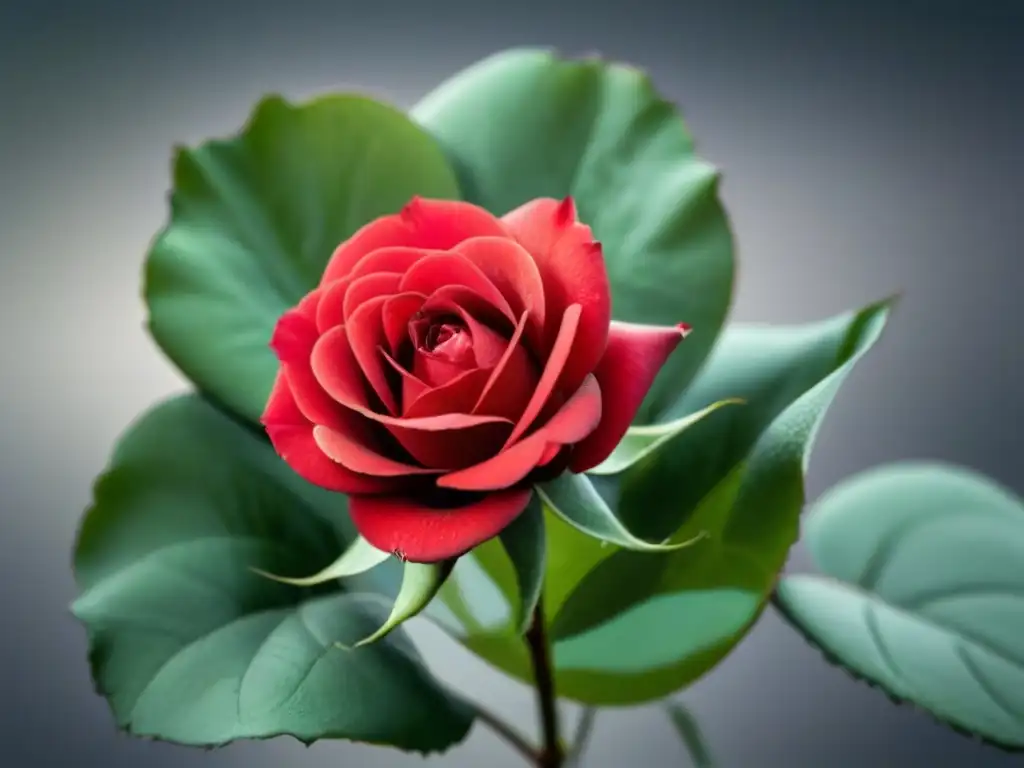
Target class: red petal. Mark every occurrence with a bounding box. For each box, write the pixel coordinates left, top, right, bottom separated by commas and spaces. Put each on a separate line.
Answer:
400, 197, 509, 249
316, 278, 351, 333
538, 443, 562, 466
262, 374, 390, 494
569, 321, 691, 472
321, 216, 413, 285
262, 370, 306, 425
295, 290, 323, 323
390, 427, 508, 470
381, 348, 429, 406
395, 368, 508, 468
405, 368, 491, 419
504, 303, 582, 447
422, 284, 514, 336
382, 292, 426, 353
284, 361, 350, 429
270, 301, 357, 432
400, 253, 515, 322
502, 197, 590, 260
453, 236, 547, 353
439, 375, 601, 491
310, 325, 373, 409
348, 246, 428, 280
285, 355, 390, 463
311, 326, 512, 436
449, 301, 509, 368
348, 487, 533, 562
347, 297, 400, 413
419, 293, 509, 370
412, 350, 470, 389
473, 311, 540, 421
270, 305, 320, 365
502, 197, 611, 395
320, 199, 508, 286
343, 272, 401, 322
312, 424, 437, 477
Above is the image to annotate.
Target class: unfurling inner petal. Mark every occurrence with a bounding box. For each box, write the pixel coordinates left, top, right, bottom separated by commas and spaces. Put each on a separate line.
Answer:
438, 374, 602, 491
503, 303, 582, 447
453, 236, 547, 355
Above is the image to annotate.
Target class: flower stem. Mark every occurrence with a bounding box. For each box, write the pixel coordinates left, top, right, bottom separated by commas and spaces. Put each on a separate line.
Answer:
525, 597, 563, 768
564, 708, 596, 766
471, 702, 537, 765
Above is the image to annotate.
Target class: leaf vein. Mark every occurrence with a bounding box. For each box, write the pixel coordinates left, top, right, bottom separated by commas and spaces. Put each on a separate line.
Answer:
956, 644, 1024, 727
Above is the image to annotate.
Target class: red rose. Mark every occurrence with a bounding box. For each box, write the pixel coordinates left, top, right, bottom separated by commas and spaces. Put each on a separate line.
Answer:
262, 197, 688, 563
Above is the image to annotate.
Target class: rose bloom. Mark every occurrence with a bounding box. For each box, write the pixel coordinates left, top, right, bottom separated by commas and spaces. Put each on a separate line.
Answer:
262, 197, 688, 563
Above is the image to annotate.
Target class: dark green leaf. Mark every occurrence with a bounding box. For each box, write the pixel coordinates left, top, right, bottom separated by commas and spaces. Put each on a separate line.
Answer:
775, 463, 1024, 750
538, 472, 706, 552
146, 95, 461, 424
72, 395, 472, 751
499, 494, 547, 634
413, 48, 735, 419
536, 300, 891, 704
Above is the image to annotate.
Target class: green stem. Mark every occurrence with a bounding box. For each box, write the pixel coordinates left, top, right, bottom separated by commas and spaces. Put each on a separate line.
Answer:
525, 597, 563, 768
470, 701, 536, 765
565, 708, 597, 766
664, 702, 715, 768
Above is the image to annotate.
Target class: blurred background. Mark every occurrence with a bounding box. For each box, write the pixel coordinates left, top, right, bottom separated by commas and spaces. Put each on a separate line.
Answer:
2, 0, 1022, 765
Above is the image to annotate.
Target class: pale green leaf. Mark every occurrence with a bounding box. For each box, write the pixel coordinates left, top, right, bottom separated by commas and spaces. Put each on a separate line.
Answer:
537, 472, 706, 552
775, 463, 1024, 750
251, 535, 391, 587
588, 398, 743, 476
350, 561, 452, 648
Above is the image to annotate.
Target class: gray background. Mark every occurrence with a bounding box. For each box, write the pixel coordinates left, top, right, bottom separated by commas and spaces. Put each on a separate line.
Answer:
2, 0, 1022, 766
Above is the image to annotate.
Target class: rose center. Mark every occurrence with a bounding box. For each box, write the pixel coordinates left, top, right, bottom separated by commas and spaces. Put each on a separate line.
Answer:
425, 323, 473, 364
411, 315, 474, 367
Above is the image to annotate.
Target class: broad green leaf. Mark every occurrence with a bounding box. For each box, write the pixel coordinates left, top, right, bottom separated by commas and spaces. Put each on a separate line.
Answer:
774, 463, 1024, 750
499, 494, 547, 634
349, 561, 452, 648
588, 398, 743, 476
420, 302, 892, 703
72, 395, 472, 751
538, 473, 706, 552
663, 702, 716, 768
253, 535, 391, 587
413, 48, 735, 419
146, 95, 460, 424
532, 300, 891, 704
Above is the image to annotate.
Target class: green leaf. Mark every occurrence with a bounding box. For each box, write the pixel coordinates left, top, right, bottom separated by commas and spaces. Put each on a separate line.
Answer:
499, 494, 547, 635
413, 48, 735, 420
538, 473, 706, 552
72, 395, 472, 751
663, 702, 716, 768
774, 463, 1024, 750
146, 95, 461, 424
588, 398, 743, 476
534, 300, 891, 705
252, 535, 391, 587
349, 561, 452, 649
